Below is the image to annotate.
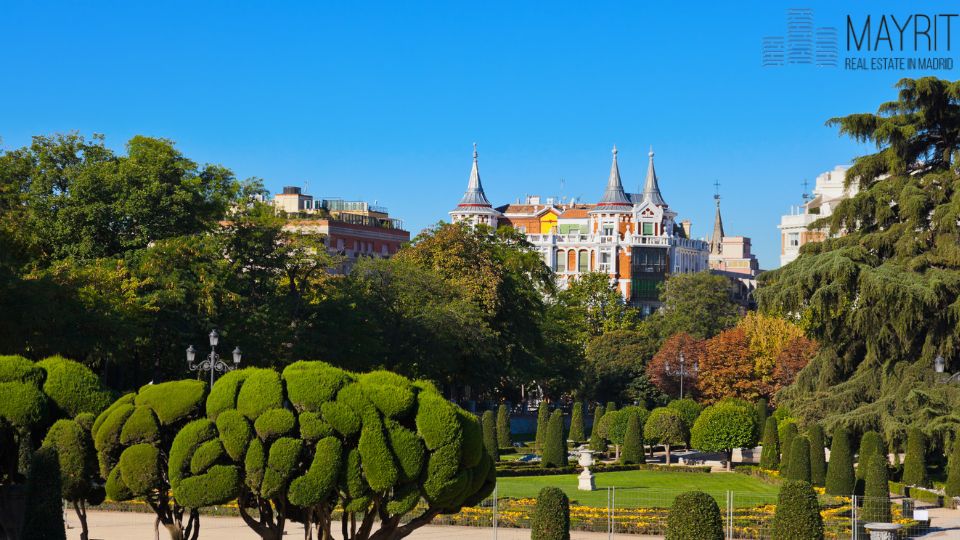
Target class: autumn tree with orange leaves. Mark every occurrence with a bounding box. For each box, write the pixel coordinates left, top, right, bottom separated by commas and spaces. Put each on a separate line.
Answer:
646, 332, 706, 400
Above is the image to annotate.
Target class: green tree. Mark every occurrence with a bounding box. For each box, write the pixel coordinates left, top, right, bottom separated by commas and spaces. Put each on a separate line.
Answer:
554, 272, 639, 341
542, 410, 567, 468
665, 491, 723, 540
620, 413, 645, 465
589, 404, 606, 453
759, 417, 781, 470
583, 329, 660, 404
42, 418, 105, 540
569, 402, 585, 442
808, 424, 827, 487
780, 423, 799, 477
536, 402, 550, 453
598, 406, 649, 461
825, 427, 855, 496
857, 431, 885, 481
755, 398, 768, 440
787, 435, 812, 483
667, 398, 702, 448
531, 487, 570, 540
644, 408, 685, 466
21, 446, 66, 540
758, 78, 960, 437
496, 404, 511, 448
482, 410, 498, 462
690, 402, 757, 471
771, 481, 824, 540
652, 271, 739, 340
944, 436, 960, 497
902, 428, 930, 487
862, 454, 891, 523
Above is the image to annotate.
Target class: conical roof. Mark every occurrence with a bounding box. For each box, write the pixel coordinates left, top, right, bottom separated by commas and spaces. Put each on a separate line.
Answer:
458, 143, 492, 207
710, 197, 725, 255
594, 145, 632, 211
641, 147, 667, 207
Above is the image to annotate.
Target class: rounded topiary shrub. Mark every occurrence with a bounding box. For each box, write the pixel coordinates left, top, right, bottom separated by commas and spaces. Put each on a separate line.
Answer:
787, 435, 812, 483
825, 427, 855, 496
665, 490, 723, 540
771, 480, 824, 540
36, 356, 113, 418
530, 487, 569, 540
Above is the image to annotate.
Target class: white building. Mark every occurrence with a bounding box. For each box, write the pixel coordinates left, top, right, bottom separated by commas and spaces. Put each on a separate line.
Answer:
777, 165, 855, 267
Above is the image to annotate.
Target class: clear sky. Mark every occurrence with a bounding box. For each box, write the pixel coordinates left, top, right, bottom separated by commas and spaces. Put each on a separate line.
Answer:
2, 1, 955, 267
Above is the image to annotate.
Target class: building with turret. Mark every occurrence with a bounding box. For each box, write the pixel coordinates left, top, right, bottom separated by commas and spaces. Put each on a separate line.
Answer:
450, 145, 709, 314
707, 196, 760, 277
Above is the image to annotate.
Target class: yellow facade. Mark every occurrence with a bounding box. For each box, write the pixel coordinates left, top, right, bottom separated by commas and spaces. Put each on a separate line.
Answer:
539, 212, 558, 234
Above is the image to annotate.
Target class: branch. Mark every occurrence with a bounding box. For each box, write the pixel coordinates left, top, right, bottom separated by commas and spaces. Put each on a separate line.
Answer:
391, 509, 442, 539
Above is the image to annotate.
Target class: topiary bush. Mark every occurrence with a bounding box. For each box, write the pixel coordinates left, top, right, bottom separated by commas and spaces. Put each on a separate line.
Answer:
945, 437, 960, 498
169, 361, 495, 540
862, 454, 891, 522
665, 490, 723, 540
42, 418, 102, 540
20, 445, 65, 540
569, 402, 584, 442
598, 405, 650, 459
759, 417, 780, 470
481, 410, 498, 462
690, 402, 757, 471
542, 410, 567, 468
787, 435, 812, 483
589, 404, 606, 453
754, 398, 768, 440
35, 356, 113, 419
644, 407, 685, 465
825, 427, 855, 496
771, 481, 824, 540
780, 422, 798, 477
902, 427, 930, 487
496, 403, 511, 448
856, 430, 884, 480
535, 402, 549, 452
530, 487, 569, 540
620, 412, 644, 465
667, 398, 702, 447
808, 424, 826, 487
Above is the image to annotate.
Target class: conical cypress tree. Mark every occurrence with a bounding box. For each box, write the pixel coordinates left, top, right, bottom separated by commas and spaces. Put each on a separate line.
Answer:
787, 435, 812, 483
497, 404, 511, 448
620, 412, 644, 465
755, 398, 768, 440
482, 410, 498, 462
542, 410, 567, 468
531, 487, 570, 540
902, 428, 930, 487
780, 423, 798, 476
760, 417, 780, 470
771, 481, 824, 540
535, 402, 550, 452
569, 402, 585, 442
589, 404, 606, 453
808, 424, 826, 487
857, 431, 884, 480
944, 437, 960, 497
862, 454, 891, 523
825, 427, 855, 496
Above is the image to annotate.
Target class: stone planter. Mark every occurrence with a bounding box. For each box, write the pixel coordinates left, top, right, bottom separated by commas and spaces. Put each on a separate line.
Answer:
863, 522, 901, 540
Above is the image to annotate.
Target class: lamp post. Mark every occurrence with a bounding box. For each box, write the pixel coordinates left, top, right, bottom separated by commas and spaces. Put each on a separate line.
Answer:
665, 351, 698, 399
187, 329, 242, 387
933, 354, 960, 383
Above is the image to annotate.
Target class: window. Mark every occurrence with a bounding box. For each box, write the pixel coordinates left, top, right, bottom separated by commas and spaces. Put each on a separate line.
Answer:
602, 224, 614, 236
556, 252, 566, 273
788, 232, 800, 247
578, 251, 589, 273
642, 222, 654, 235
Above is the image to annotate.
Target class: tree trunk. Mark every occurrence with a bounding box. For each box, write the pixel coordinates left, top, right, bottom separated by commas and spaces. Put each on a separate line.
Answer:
726, 449, 733, 471
163, 523, 185, 540
73, 500, 89, 540
665, 445, 671, 466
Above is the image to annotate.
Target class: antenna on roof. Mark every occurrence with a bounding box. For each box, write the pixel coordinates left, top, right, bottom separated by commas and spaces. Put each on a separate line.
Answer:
801, 179, 810, 202
713, 179, 721, 201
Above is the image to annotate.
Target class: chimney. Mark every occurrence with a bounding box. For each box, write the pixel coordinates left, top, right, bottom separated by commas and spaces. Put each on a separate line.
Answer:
680, 219, 692, 238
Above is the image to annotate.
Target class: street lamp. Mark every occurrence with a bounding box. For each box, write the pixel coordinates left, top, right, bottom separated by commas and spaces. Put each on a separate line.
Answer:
935, 354, 945, 374
932, 354, 960, 383
665, 351, 698, 399
187, 329, 241, 387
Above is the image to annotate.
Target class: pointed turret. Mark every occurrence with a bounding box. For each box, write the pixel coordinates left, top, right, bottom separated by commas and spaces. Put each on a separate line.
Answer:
457, 143, 492, 208
641, 147, 667, 207
710, 197, 725, 255
593, 145, 632, 211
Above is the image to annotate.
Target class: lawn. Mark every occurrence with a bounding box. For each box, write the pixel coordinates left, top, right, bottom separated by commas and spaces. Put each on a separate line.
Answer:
496, 469, 780, 508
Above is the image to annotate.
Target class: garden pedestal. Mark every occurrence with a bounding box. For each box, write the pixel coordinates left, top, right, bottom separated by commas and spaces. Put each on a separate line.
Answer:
863, 522, 901, 540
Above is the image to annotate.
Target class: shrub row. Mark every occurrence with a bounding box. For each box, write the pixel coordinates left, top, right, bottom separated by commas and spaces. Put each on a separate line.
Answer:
495, 463, 711, 477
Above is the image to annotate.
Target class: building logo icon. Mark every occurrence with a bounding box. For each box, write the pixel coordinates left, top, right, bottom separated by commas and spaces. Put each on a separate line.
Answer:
763, 8, 838, 67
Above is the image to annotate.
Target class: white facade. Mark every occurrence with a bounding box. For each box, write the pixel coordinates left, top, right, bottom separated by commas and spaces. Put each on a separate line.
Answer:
777, 165, 855, 266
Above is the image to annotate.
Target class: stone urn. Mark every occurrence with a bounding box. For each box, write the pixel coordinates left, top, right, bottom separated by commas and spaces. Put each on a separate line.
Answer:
577, 449, 595, 491
863, 522, 901, 540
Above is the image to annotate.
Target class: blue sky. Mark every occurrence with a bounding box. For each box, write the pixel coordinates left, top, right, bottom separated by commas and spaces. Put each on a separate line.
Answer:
1, 1, 955, 267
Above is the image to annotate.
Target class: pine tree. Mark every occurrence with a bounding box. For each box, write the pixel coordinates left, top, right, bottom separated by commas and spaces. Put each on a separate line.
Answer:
535, 402, 550, 453
825, 427, 855, 496
481, 410, 498, 462
902, 427, 930, 487
569, 402, 585, 442
496, 404, 511, 448
862, 454, 891, 523
808, 424, 826, 487
589, 404, 606, 453
620, 411, 644, 465
780, 423, 798, 476
787, 435, 812, 483
760, 417, 780, 470
542, 410, 567, 468
944, 436, 960, 498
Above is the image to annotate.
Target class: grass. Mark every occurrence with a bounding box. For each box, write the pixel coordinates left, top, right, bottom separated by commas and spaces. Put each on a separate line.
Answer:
496, 469, 780, 508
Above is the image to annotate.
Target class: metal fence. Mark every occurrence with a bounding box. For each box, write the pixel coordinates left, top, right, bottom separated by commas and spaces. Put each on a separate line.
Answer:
429, 485, 940, 539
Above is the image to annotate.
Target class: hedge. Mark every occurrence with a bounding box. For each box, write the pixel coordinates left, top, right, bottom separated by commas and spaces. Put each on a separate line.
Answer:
118, 406, 160, 445
589, 404, 606, 452
41, 419, 94, 501
771, 481, 823, 540
665, 491, 723, 540
856, 431, 884, 480
289, 436, 342, 506
216, 409, 254, 460
496, 463, 711, 477
530, 487, 569, 540
358, 421, 400, 491
261, 436, 303, 498
236, 369, 284, 421
0, 381, 46, 428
